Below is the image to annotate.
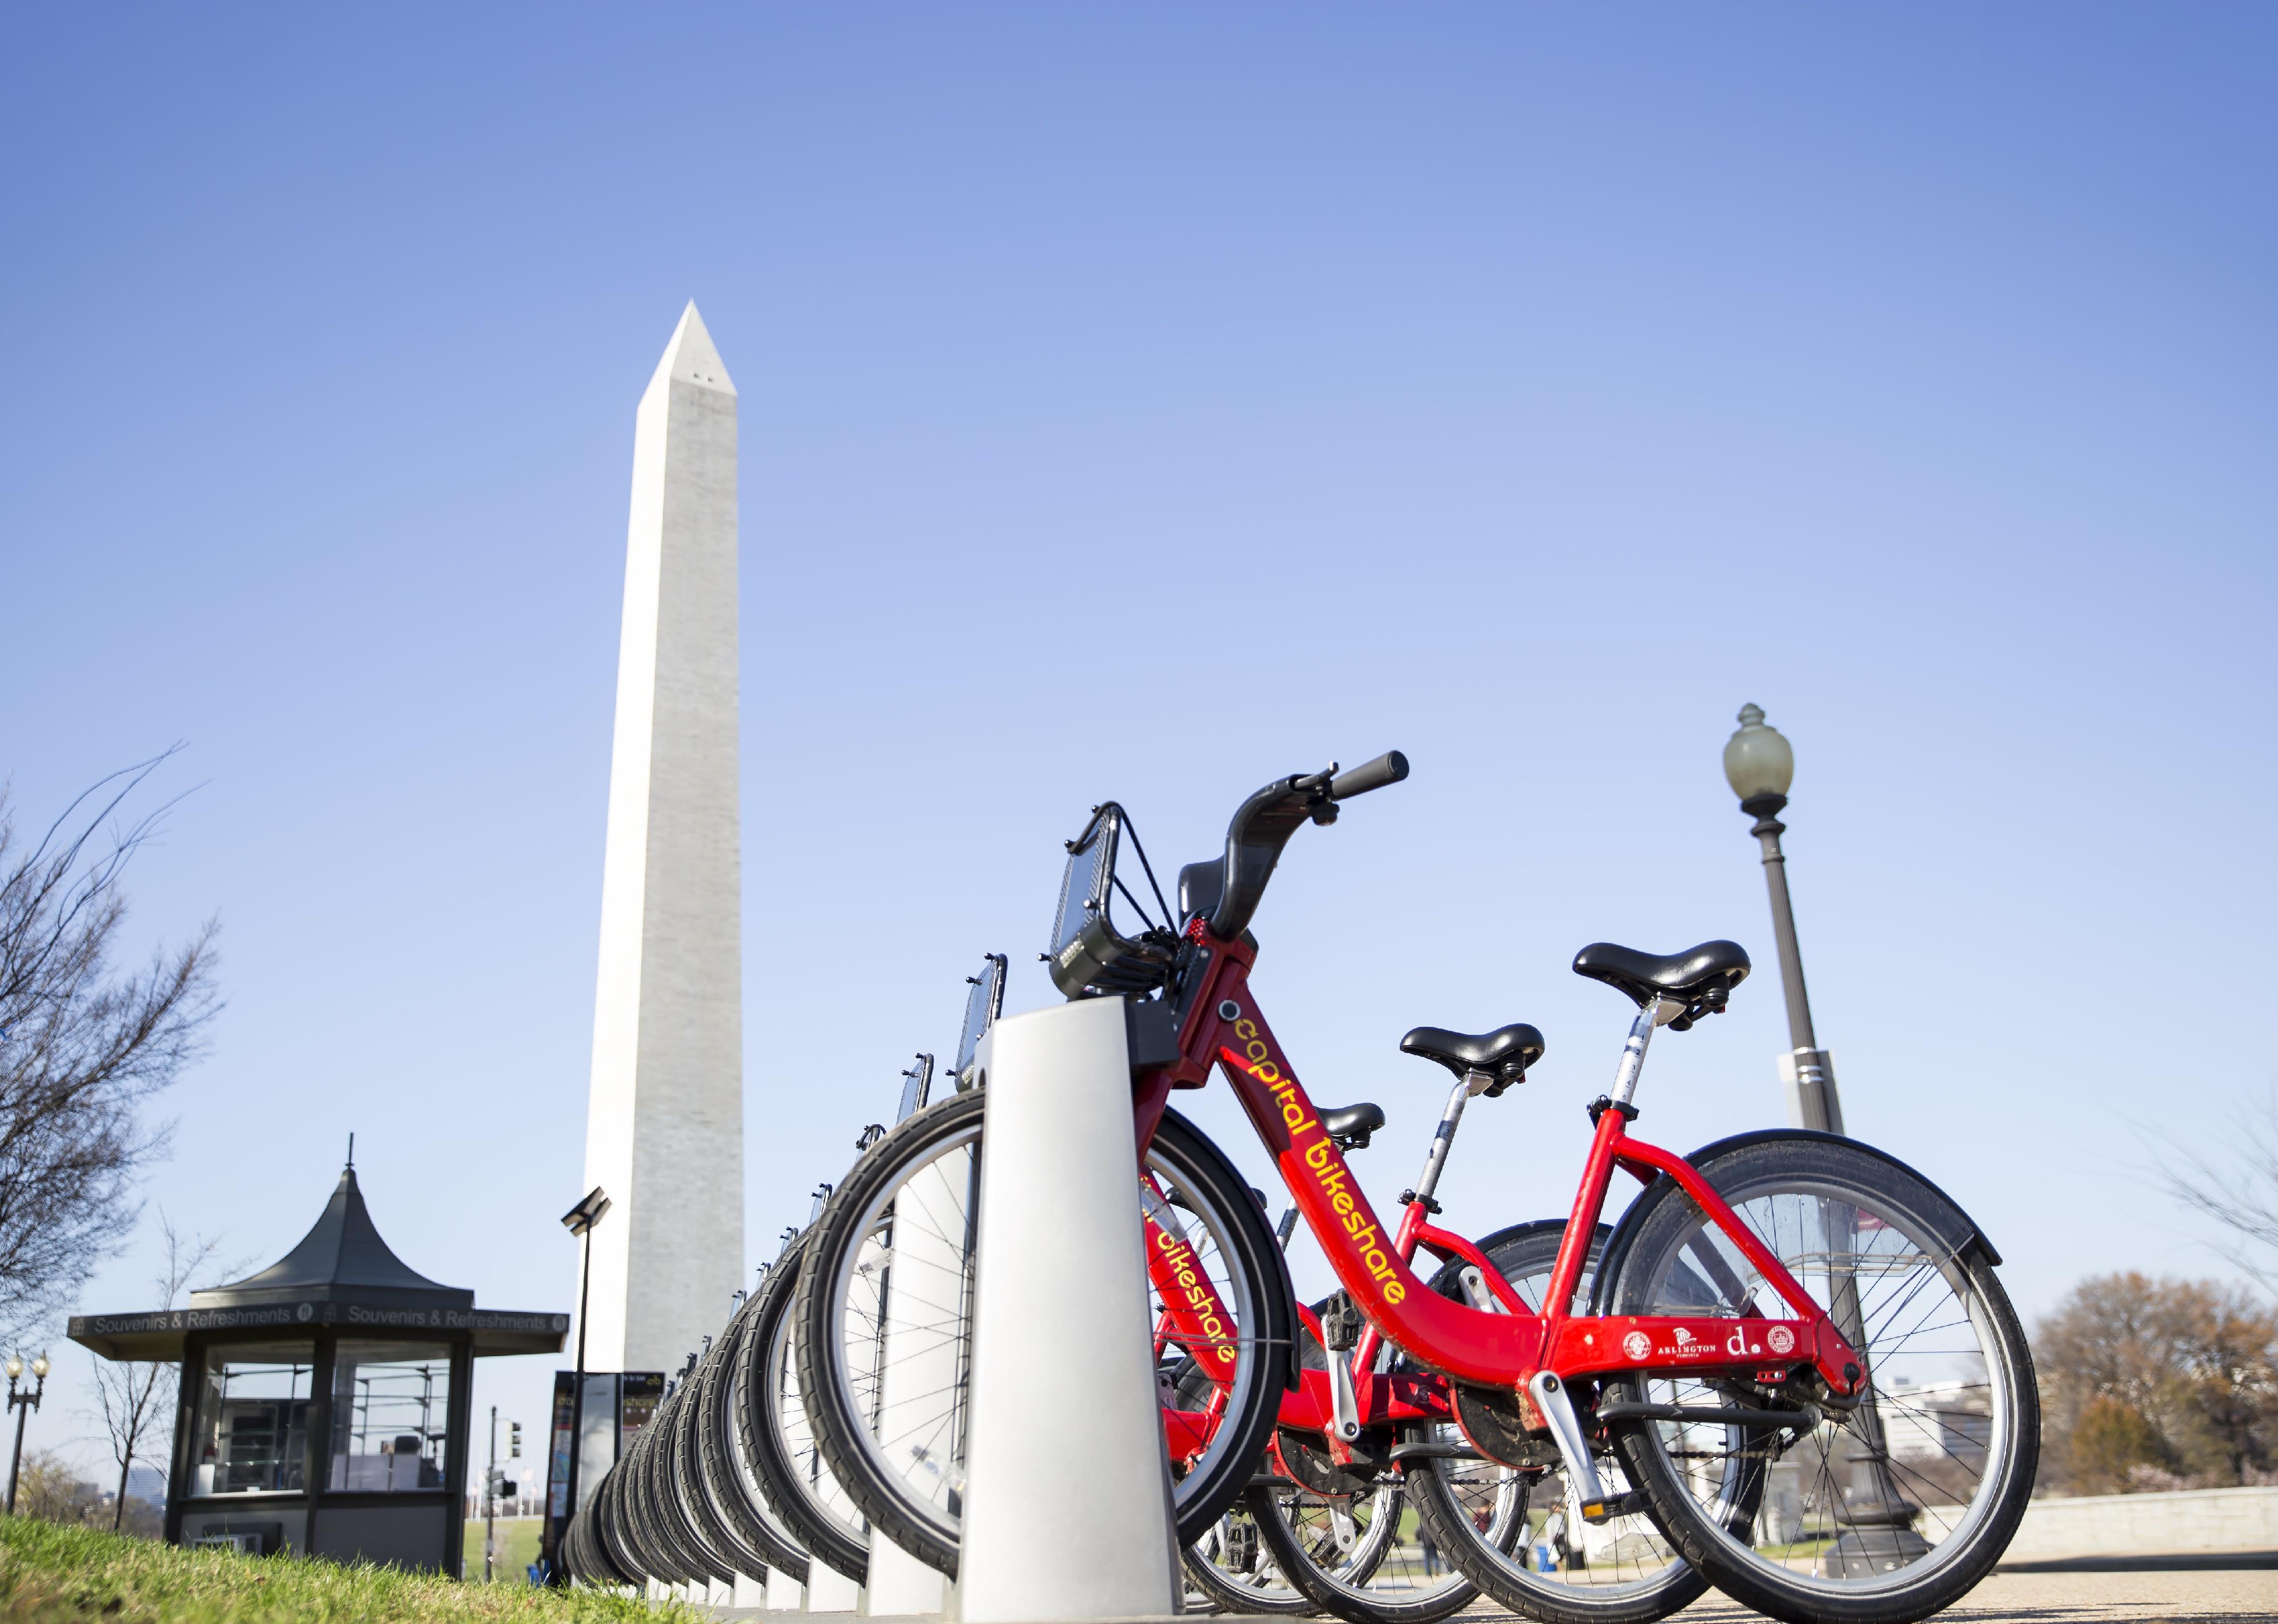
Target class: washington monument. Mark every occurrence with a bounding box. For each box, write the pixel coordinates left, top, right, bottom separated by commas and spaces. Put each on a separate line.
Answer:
580, 303, 744, 1374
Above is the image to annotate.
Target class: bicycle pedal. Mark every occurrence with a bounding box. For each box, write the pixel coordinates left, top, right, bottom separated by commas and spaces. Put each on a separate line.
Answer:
1579, 1490, 1649, 1525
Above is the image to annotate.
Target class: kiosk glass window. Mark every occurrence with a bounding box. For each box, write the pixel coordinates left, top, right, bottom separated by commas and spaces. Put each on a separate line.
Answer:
328, 1341, 451, 1492
191, 1343, 315, 1495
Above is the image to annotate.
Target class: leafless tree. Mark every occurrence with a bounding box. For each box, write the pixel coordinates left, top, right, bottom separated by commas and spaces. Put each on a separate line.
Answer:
0, 753, 220, 1343
2035, 1271, 2278, 1492
11, 1446, 108, 1525
87, 1213, 241, 1530
2154, 1090, 2278, 1298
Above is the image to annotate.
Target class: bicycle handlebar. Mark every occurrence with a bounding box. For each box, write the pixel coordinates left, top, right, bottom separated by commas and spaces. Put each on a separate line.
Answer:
1202, 749, 1407, 942
1330, 750, 1409, 802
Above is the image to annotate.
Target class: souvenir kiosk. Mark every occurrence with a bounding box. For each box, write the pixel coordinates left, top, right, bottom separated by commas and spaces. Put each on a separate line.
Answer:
70, 1160, 567, 1573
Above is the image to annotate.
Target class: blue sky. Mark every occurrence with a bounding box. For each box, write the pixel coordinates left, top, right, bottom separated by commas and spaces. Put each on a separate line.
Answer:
5, 6, 2273, 1483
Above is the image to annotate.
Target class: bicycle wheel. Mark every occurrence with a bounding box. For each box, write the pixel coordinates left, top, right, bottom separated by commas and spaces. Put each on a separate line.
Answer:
1248, 1474, 1477, 1624
740, 1231, 874, 1584
1400, 1219, 1713, 1624
1598, 1133, 2037, 1624
795, 1090, 1293, 1579
1184, 1494, 1318, 1615
698, 1287, 811, 1584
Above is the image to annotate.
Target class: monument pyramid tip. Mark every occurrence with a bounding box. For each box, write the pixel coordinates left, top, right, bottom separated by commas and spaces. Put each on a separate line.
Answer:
645, 300, 735, 398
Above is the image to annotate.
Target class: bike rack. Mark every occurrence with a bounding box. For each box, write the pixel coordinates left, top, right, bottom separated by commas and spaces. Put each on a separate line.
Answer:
958, 995, 1182, 1622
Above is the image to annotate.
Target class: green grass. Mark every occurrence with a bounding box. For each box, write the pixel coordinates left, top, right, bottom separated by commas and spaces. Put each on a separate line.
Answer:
461, 1520, 545, 1585
0, 1518, 683, 1623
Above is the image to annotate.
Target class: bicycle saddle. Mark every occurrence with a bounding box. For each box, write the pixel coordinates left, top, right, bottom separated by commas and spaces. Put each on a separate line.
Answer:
1400, 1023, 1546, 1093
1319, 1103, 1384, 1150
1571, 940, 1751, 1017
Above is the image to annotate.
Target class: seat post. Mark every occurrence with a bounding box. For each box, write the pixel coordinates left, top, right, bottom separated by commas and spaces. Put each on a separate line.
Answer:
1412, 1071, 1486, 1208
1609, 998, 1681, 1108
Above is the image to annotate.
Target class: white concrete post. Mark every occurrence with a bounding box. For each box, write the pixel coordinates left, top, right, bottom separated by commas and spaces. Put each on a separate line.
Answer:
805, 1563, 861, 1613
957, 998, 1179, 1623
763, 1569, 805, 1610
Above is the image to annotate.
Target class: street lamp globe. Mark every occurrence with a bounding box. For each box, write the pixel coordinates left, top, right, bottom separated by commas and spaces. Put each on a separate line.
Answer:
3, 1357, 18, 1382
1723, 703, 1795, 809
27, 1356, 45, 1381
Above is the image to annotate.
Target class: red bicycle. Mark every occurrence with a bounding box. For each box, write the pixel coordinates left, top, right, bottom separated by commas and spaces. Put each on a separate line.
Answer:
797, 756, 2037, 1624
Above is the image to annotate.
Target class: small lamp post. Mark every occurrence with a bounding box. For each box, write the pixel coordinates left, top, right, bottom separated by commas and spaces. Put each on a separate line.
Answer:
556, 1187, 610, 1577
5, 1353, 50, 1515
1723, 704, 1844, 1135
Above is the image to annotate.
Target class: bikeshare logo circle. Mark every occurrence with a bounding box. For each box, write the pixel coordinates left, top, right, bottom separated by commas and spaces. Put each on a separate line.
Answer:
1766, 1325, 1795, 1355
1621, 1329, 1653, 1361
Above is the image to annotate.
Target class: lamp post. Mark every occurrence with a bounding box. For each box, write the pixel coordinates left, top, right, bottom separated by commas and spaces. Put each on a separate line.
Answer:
556, 1186, 610, 1578
5, 1353, 49, 1515
1723, 707, 1926, 1568
1723, 704, 1844, 1136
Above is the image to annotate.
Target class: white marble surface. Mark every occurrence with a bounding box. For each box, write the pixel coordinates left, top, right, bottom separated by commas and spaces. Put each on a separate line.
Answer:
580, 302, 745, 1376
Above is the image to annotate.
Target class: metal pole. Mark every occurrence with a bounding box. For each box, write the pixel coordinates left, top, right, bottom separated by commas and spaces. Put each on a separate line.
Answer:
1742, 795, 1919, 1561
563, 1226, 593, 1561
484, 1404, 497, 1582
5, 1379, 35, 1515
1743, 794, 1843, 1136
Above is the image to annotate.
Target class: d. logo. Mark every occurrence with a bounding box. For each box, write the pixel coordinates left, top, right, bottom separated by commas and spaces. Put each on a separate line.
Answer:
1621, 1329, 1653, 1362
1766, 1324, 1796, 1355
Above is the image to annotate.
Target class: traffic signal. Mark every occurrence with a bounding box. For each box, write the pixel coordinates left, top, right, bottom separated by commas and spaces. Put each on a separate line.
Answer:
508, 1421, 521, 1459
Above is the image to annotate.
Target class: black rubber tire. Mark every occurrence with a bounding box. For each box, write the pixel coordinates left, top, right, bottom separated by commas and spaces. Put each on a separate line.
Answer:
625, 1426, 689, 1585
1599, 1134, 2039, 1624
595, 1463, 646, 1588
740, 1231, 874, 1585
698, 1291, 812, 1584
795, 1091, 1293, 1581
678, 1340, 774, 1584
643, 1393, 721, 1585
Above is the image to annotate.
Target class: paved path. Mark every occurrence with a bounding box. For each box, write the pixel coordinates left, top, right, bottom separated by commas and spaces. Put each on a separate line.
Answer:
1439, 1556, 2278, 1624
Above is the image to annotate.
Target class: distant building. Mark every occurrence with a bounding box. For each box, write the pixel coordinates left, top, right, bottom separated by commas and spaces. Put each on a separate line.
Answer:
1879, 1374, 1993, 1470
70, 1159, 565, 1573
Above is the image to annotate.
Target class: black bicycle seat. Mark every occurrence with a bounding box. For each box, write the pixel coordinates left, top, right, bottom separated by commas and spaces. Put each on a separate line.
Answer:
1571, 940, 1751, 1012
1319, 1103, 1385, 1150
1400, 1023, 1546, 1092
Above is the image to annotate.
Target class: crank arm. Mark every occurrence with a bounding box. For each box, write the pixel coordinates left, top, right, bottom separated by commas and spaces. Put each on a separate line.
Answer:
1526, 1371, 1617, 1524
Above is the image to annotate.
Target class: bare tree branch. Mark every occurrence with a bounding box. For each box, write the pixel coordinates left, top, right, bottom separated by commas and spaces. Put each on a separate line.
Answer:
0, 758, 221, 1342
85, 1213, 248, 1529
2150, 1089, 2278, 1299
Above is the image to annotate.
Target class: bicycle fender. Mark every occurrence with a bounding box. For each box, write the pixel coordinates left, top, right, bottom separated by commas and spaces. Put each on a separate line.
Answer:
1590, 1128, 2001, 1319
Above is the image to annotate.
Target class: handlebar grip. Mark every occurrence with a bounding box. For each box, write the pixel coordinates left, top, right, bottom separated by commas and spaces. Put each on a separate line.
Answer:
1329, 750, 1408, 801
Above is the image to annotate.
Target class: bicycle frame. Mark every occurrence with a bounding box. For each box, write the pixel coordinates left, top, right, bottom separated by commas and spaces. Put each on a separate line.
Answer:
1136, 923, 1865, 1442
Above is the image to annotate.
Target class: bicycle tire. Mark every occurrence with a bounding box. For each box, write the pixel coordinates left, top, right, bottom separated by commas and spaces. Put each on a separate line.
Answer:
594, 1462, 646, 1588
1248, 1478, 1474, 1624
698, 1290, 812, 1583
647, 1388, 728, 1585
678, 1334, 777, 1585
739, 1231, 874, 1584
1398, 1218, 1714, 1624
1598, 1133, 2038, 1624
795, 1090, 1294, 1580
